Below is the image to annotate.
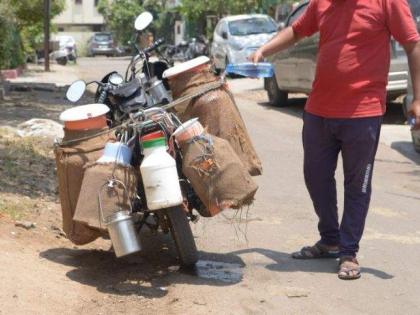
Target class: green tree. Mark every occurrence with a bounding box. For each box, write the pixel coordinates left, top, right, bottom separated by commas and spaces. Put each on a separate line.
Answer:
179, 0, 265, 37
0, 0, 65, 69
143, 0, 179, 43
0, 1, 24, 69
98, 0, 144, 46
179, 0, 296, 37
11, 0, 65, 55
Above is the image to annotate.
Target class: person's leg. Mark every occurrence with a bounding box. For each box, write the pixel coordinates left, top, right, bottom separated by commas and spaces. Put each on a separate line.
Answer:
303, 112, 341, 247
338, 116, 382, 257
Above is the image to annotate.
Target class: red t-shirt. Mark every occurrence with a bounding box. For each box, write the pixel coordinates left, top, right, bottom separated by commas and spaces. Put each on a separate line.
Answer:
292, 0, 420, 118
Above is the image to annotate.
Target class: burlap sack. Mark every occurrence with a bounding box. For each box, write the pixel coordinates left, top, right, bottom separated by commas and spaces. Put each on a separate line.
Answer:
169, 66, 262, 176
181, 135, 258, 217
73, 163, 138, 230
54, 128, 115, 245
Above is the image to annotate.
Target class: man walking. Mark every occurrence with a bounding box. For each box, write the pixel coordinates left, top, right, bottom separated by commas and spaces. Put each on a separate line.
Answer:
251, 0, 420, 279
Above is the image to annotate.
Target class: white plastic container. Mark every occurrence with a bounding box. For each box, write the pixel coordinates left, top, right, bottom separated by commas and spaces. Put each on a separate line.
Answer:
140, 136, 183, 210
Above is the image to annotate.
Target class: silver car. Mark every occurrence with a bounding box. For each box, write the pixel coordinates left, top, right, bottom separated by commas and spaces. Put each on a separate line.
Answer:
265, 1, 414, 114
211, 14, 277, 72
87, 32, 117, 57
404, 71, 420, 153
404, 0, 420, 152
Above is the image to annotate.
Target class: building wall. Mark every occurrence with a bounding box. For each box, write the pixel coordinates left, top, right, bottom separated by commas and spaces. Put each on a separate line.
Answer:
53, 0, 108, 55
53, 0, 104, 25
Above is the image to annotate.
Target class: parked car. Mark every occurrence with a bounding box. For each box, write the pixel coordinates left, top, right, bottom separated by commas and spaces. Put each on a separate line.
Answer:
404, 0, 420, 152
404, 72, 420, 153
211, 14, 277, 73
265, 1, 413, 113
87, 32, 117, 57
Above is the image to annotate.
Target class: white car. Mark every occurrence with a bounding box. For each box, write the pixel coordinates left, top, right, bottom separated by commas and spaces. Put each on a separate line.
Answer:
211, 14, 277, 72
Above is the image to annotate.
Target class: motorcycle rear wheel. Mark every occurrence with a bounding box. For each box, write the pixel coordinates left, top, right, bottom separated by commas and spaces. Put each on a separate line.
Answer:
165, 206, 198, 267
57, 57, 68, 66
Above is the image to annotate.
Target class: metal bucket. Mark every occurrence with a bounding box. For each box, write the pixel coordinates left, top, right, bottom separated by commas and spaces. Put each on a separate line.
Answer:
105, 210, 142, 258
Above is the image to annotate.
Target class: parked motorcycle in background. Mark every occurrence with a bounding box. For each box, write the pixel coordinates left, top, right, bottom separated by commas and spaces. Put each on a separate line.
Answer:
186, 35, 209, 60
163, 35, 209, 63
163, 40, 190, 63
57, 35, 77, 63
36, 43, 68, 66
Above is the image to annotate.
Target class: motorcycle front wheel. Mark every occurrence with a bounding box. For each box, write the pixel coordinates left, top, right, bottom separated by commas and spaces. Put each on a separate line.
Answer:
165, 206, 198, 267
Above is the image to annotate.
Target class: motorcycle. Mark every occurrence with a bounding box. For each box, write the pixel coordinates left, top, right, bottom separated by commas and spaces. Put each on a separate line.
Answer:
163, 40, 190, 63
57, 35, 77, 62
36, 46, 68, 66
65, 12, 202, 266
186, 35, 209, 60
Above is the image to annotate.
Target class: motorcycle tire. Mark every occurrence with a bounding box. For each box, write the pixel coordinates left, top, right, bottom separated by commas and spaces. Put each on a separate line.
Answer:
165, 206, 198, 267
57, 57, 68, 66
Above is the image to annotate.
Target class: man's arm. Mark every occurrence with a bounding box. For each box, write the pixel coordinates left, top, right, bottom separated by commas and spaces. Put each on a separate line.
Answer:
404, 41, 420, 130
249, 26, 299, 63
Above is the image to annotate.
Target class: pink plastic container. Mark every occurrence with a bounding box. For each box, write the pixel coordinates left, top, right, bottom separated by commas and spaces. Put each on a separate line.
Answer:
173, 118, 204, 144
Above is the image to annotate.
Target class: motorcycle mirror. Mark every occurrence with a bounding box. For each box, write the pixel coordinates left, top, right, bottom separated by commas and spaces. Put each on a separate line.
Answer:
134, 12, 153, 31
66, 80, 86, 102
109, 73, 124, 85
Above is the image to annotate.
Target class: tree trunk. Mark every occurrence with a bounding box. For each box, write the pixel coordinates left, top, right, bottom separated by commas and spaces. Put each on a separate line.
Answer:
0, 76, 6, 100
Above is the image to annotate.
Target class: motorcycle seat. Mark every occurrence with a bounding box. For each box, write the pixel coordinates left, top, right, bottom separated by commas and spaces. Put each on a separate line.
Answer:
109, 78, 141, 98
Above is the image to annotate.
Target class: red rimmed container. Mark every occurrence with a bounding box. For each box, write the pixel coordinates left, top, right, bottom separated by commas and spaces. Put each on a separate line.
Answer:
59, 104, 110, 131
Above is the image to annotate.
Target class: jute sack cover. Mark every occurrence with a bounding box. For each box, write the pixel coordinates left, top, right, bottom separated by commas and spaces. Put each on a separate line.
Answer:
169, 66, 262, 176
73, 163, 138, 230
54, 128, 115, 245
181, 134, 258, 217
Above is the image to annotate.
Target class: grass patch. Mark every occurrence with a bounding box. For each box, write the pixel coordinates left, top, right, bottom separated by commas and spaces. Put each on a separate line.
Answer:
0, 127, 56, 199
0, 196, 38, 220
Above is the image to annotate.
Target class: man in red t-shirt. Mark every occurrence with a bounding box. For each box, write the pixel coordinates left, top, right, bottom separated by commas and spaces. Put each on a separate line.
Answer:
251, 0, 420, 280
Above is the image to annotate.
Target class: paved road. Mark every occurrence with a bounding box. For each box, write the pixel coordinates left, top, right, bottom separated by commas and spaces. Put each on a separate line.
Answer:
79, 57, 420, 314
12, 57, 420, 314
76, 59, 420, 314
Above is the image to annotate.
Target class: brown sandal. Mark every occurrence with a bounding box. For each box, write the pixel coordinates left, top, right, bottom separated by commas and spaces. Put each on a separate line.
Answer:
338, 256, 361, 280
292, 241, 339, 259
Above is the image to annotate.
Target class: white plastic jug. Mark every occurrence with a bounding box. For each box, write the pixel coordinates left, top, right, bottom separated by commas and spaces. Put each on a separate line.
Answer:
140, 137, 183, 210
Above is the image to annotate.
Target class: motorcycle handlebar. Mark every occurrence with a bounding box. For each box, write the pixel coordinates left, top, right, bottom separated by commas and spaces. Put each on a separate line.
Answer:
143, 38, 164, 54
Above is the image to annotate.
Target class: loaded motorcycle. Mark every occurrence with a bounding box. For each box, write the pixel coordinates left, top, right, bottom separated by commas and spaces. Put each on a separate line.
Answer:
64, 12, 203, 266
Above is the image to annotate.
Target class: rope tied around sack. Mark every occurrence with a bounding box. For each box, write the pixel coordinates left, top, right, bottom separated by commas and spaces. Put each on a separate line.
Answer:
188, 134, 219, 176
55, 79, 225, 147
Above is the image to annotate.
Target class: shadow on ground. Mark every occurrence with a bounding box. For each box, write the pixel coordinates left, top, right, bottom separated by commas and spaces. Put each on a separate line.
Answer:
391, 141, 420, 166
0, 89, 94, 126
40, 241, 393, 299
40, 234, 246, 299
232, 248, 394, 280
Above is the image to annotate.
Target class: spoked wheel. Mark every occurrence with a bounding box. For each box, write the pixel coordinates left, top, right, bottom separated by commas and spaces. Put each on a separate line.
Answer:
165, 206, 198, 267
